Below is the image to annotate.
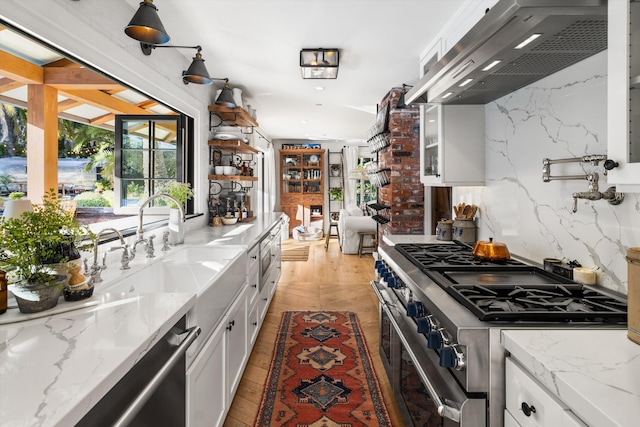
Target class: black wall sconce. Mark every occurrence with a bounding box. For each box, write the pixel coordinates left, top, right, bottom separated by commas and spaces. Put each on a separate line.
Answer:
300, 48, 339, 79
140, 43, 213, 85
396, 84, 414, 108
125, 0, 215, 86
124, 0, 170, 45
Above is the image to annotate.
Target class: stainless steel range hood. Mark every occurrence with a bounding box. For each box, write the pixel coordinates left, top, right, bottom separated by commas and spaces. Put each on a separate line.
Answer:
405, 0, 608, 105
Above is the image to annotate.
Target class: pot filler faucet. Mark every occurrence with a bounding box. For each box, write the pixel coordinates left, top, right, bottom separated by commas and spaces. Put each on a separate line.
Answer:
542, 155, 625, 212
135, 194, 186, 257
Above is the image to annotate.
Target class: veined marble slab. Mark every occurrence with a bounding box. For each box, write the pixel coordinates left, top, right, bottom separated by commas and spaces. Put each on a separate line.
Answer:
502, 329, 640, 427
0, 292, 195, 427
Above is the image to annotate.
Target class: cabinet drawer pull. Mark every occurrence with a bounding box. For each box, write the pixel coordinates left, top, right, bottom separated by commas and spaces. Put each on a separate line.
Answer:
521, 401, 536, 417
251, 283, 257, 288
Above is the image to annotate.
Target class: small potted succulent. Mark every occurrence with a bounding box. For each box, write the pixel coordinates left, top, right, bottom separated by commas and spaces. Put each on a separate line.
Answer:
0, 190, 92, 313
328, 187, 343, 201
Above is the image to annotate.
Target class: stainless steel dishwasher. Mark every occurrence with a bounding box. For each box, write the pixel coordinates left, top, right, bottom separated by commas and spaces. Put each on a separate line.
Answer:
76, 316, 200, 427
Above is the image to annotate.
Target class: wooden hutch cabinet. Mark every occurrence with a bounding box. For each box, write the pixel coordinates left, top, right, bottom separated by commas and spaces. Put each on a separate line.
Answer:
279, 149, 325, 235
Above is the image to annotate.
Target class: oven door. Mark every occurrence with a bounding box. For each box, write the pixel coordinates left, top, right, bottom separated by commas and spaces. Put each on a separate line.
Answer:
372, 281, 486, 427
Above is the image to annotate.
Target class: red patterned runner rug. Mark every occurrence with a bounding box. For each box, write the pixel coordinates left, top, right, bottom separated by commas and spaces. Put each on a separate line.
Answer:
254, 311, 394, 427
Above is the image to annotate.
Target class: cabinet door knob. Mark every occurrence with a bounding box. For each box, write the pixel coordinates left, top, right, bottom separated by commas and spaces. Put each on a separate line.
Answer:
521, 402, 536, 417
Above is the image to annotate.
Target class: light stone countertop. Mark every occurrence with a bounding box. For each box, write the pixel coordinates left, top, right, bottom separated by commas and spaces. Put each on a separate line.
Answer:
0, 213, 284, 427
502, 329, 640, 427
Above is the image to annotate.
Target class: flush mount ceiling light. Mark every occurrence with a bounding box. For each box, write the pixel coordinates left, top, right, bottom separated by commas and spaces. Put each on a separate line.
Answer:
124, 0, 170, 45
140, 43, 213, 85
300, 48, 339, 79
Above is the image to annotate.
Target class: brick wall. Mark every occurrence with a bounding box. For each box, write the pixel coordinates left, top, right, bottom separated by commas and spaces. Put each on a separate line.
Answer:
377, 87, 424, 236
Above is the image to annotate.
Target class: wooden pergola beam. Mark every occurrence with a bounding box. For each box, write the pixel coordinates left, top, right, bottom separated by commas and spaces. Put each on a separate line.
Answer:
60, 89, 150, 115
44, 67, 121, 90
0, 50, 43, 84
0, 77, 24, 93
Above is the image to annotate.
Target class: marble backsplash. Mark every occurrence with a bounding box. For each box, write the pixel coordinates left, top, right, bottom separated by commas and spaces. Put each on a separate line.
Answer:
453, 51, 639, 294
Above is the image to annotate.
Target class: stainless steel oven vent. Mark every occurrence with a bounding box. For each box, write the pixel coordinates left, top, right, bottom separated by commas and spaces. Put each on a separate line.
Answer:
406, 0, 608, 106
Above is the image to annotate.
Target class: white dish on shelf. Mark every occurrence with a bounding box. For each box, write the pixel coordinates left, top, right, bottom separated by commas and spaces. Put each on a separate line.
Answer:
214, 166, 225, 175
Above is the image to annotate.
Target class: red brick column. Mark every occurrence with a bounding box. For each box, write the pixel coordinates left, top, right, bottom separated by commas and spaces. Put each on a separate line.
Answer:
377, 88, 424, 236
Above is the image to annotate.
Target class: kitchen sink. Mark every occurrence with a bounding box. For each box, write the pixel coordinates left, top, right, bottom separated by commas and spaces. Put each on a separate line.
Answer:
100, 245, 248, 367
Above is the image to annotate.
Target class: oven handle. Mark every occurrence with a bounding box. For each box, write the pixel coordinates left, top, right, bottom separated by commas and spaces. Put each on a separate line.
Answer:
371, 280, 462, 423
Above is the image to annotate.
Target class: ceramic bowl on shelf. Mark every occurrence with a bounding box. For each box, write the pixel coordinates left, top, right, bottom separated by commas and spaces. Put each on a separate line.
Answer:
222, 216, 238, 225
223, 166, 237, 175
214, 166, 225, 175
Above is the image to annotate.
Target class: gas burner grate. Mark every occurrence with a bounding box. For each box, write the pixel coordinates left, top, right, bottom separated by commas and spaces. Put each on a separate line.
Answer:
395, 242, 526, 270
449, 284, 627, 322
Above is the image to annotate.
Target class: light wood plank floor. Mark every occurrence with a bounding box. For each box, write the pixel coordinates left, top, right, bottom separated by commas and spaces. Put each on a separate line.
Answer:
223, 238, 404, 426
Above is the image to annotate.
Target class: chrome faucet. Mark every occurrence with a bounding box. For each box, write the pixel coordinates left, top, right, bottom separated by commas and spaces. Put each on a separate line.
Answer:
571, 172, 625, 213
85, 227, 131, 285
135, 194, 186, 255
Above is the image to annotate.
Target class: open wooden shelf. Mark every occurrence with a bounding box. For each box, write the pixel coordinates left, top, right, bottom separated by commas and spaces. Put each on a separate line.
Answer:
208, 175, 258, 181
208, 139, 258, 154
208, 105, 259, 127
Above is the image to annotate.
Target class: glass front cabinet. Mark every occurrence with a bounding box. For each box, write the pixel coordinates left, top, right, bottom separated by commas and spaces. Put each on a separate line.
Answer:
609, 0, 640, 192
420, 104, 485, 186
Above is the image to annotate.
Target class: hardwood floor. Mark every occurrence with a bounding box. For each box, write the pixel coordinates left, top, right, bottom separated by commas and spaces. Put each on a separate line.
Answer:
223, 238, 404, 426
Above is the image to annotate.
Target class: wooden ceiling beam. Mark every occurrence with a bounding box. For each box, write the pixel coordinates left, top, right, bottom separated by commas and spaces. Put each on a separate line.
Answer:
44, 67, 121, 90
58, 98, 84, 112
90, 112, 115, 126
60, 89, 150, 115
45, 58, 80, 68
0, 50, 43, 84
0, 77, 24, 93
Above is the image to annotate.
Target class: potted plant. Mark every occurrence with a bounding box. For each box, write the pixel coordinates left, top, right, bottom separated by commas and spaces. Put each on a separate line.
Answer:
328, 187, 343, 201
0, 189, 91, 313
159, 181, 194, 245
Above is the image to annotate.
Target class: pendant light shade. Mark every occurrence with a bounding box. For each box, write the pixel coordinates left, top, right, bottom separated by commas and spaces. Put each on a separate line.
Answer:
124, 0, 170, 45
215, 81, 236, 107
182, 50, 212, 85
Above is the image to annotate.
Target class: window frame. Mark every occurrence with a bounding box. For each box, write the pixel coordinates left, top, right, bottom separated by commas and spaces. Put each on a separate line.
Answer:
114, 114, 193, 216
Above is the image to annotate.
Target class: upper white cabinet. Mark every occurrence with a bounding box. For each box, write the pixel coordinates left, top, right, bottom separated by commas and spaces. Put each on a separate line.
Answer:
420, 104, 485, 186
442, 0, 499, 54
608, 0, 640, 192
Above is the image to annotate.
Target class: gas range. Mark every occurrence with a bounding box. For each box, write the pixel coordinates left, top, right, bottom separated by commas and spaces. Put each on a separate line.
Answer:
372, 242, 627, 427
394, 242, 627, 324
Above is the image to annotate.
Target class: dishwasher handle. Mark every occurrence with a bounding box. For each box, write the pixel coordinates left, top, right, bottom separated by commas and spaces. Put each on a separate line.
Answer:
113, 326, 201, 427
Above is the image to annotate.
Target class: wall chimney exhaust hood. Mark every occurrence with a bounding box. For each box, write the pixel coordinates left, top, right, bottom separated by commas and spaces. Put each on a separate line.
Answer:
405, 0, 608, 105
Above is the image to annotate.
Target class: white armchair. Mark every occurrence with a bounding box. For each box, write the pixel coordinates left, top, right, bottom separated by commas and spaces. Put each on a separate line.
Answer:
337, 205, 377, 254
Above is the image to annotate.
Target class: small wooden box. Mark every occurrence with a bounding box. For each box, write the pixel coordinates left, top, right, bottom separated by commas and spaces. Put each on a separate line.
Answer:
627, 248, 640, 345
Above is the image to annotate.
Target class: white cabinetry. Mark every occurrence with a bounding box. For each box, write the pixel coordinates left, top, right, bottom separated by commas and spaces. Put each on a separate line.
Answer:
420, 104, 485, 186
186, 322, 226, 427
608, 0, 640, 192
186, 286, 248, 427
505, 357, 587, 427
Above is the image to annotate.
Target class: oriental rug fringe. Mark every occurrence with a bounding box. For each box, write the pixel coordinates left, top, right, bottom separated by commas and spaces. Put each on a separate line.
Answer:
254, 311, 394, 427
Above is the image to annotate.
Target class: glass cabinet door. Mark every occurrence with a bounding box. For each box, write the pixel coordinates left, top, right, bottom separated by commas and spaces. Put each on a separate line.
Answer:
423, 105, 440, 178
282, 154, 302, 193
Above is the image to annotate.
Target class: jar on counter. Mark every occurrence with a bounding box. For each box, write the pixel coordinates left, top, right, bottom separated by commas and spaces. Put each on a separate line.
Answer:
452, 218, 476, 243
435, 219, 453, 241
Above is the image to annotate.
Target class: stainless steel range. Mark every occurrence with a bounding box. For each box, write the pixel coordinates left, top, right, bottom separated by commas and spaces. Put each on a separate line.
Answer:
371, 242, 627, 427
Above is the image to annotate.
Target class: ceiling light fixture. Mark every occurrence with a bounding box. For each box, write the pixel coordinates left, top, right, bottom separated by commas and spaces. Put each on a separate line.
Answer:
140, 43, 213, 85
300, 48, 339, 79
124, 0, 170, 45
396, 84, 414, 108
441, 92, 454, 99
459, 78, 474, 87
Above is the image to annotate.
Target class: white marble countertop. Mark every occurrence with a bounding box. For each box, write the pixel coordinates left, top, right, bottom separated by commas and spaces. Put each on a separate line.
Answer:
502, 329, 640, 427
0, 213, 283, 427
